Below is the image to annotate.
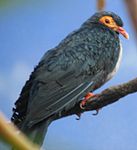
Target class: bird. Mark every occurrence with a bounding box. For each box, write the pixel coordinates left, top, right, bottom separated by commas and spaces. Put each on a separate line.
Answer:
11, 11, 129, 146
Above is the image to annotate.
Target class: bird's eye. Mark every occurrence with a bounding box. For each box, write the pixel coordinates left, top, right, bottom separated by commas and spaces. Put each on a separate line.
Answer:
105, 19, 110, 24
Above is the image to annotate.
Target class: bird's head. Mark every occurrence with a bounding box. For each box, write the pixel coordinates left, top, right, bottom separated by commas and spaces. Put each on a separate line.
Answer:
89, 11, 129, 39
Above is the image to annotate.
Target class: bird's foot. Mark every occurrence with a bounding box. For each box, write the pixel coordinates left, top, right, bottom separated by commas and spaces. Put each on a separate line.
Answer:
76, 92, 94, 120
80, 92, 100, 115
80, 92, 95, 109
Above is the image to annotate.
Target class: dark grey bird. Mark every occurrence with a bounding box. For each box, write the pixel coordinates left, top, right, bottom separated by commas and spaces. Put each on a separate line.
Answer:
11, 11, 129, 146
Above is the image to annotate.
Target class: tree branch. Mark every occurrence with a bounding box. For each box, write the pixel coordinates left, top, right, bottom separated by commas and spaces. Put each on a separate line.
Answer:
125, 0, 137, 37
54, 77, 137, 120
97, 0, 105, 11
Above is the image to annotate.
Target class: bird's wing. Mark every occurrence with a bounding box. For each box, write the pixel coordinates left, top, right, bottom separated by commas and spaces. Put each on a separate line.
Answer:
25, 30, 108, 127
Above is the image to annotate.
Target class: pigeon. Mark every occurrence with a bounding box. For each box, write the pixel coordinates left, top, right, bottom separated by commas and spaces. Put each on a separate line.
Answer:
11, 11, 129, 146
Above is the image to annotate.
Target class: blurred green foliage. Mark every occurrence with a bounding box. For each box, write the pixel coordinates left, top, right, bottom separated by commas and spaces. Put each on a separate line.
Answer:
0, 0, 20, 8
0, 0, 52, 12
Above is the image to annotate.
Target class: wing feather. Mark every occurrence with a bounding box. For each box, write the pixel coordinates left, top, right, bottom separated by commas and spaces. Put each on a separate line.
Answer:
26, 81, 94, 127
11, 24, 119, 128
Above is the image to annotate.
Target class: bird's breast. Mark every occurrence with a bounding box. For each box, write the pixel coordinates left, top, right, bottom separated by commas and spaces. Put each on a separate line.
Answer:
106, 43, 122, 81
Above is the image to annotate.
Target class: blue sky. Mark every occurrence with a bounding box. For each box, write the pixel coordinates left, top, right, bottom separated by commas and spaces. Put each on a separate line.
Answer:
0, 0, 137, 150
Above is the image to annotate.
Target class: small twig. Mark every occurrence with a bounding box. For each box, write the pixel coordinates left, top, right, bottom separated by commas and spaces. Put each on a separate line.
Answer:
97, 0, 106, 11
125, 0, 137, 37
0, 112, 40, 150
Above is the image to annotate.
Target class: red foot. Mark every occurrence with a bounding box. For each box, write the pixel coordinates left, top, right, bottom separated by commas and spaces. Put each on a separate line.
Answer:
80, 92, 95, 109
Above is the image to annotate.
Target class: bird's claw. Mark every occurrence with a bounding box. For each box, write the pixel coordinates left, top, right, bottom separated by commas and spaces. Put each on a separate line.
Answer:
79, 92, 95, 110
79, 92, 101, 116
80, 102, 86, 110
76, 113, 82, 120
92, 109, 100, 116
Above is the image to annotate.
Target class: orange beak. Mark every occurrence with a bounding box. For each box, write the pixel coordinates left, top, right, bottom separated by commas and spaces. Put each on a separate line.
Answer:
117, 27, 129, 39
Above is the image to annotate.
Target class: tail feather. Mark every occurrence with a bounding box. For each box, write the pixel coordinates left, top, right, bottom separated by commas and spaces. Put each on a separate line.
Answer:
11, 64, 39, 128
21, 119, 52, 146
